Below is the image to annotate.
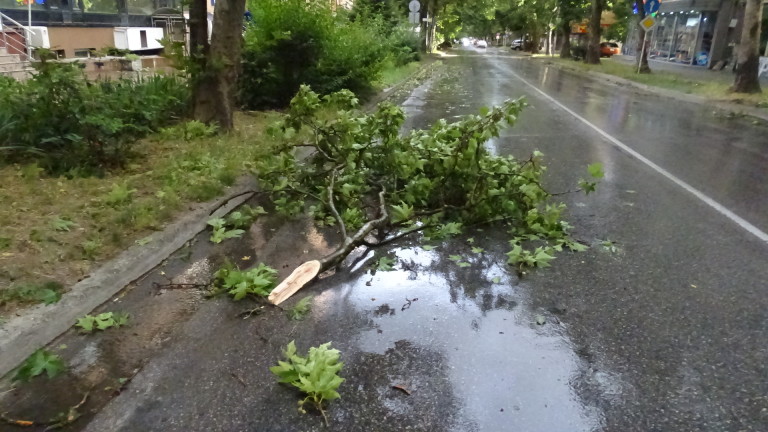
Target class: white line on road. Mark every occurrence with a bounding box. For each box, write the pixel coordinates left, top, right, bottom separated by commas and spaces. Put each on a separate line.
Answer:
508, 69, 768, 245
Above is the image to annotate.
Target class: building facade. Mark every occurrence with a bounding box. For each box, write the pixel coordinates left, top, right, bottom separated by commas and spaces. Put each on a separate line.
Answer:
625, 0, 768, 68
0, 0, 184, 58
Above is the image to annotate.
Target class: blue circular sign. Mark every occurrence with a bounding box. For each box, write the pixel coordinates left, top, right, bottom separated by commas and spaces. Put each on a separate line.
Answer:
644, 0, 660, 14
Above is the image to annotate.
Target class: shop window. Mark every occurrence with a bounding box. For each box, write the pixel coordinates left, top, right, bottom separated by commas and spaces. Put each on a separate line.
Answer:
79, 0, 119, 13
73, 48, 95, 58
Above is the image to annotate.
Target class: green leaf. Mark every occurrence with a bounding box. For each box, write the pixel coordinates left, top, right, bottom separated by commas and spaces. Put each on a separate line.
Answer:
422, 245, 436, 251
76, 316, 95, 333
376, 256, 396, 271
535, 315, 546, 325
289, 296, 313, 321
491, 276, 501, 284
271, 341, 345, 414
13, 349, 66, 381
457, 262, 471, 268
390, 202, 414, 224
471, 247, 484, 254
587, 163, 604, 179
36, 288, 61, 305
448, 255, 463, 262
51, 217, 75, 232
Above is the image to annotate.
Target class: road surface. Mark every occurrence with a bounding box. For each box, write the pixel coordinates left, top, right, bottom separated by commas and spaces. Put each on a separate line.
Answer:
4, 46, 768, 432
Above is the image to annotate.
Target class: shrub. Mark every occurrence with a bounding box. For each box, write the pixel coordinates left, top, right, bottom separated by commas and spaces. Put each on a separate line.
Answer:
0, 59, 188, 176
239, 0, 394, 109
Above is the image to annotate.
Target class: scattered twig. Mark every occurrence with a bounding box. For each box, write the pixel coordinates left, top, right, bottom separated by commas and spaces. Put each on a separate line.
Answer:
230, 372, 247, 387
1, 413, 35, 427
392, 384, 412, 395
401, 297, 418, 311
327, 167, 348, 240
152, 282, 210, 291
44, 391, 89, 431
207, 190, 257, 215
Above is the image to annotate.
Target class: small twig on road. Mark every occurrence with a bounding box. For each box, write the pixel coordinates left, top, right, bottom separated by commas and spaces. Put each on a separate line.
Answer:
230, 372, 247, 387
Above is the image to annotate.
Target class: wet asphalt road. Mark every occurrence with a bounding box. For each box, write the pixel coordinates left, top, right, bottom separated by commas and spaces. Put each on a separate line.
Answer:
11, 47, 767, 431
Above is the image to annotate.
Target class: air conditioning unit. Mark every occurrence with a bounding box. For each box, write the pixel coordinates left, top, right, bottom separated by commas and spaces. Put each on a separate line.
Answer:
113, 27, 164, 51
27, 26, 50, 49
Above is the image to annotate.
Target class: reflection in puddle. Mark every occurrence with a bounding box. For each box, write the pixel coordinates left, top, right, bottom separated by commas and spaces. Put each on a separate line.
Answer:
318, 245, 603, 431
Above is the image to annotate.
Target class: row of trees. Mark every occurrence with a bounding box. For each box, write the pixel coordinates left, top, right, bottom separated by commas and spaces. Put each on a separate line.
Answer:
187, 0, 762, 131
429, 0, 760, 93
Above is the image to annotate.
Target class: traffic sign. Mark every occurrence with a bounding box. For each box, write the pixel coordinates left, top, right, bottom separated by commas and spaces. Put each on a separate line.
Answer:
408, 11, 420, 24
639, 15, 656, 31
644, 0, 660, 14
408, 0, 420, 12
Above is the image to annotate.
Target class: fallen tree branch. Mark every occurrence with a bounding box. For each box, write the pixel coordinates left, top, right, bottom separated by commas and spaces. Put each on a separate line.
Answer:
268, 189, 388, 305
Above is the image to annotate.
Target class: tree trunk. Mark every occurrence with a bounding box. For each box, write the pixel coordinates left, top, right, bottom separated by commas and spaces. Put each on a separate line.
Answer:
560, 21, 571, 58
584, 0, 602, 64
633, 0, 651, 73
731, 0, 763, 93
188, 0, 209, 72
192, 0, 248, 130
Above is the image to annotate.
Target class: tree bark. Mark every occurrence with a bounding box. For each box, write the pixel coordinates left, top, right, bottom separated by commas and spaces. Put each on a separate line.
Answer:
560, 20, 571, 58
188, 0, 209, 70
192, 0, 248, 130
730, 0, 763, 93
584, 0, 602, 64
633, 0, 651, 73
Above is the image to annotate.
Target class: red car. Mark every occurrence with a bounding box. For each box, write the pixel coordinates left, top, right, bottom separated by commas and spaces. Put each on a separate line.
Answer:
600, 42, 620, 57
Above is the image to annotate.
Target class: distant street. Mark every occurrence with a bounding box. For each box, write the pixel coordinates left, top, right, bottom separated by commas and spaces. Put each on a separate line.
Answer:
71, 47, 768, 431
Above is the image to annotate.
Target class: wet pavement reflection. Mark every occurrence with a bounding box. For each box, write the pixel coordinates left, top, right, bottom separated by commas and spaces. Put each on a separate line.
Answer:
4, 48, 768, 432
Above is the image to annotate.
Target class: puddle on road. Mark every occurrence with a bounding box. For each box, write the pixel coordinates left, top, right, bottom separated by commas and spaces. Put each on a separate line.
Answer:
312, 242, 604, 431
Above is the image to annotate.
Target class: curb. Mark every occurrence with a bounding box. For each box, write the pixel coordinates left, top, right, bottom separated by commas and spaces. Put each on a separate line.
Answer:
530, 57, 768, 123
0, 178, 257, 378
0, 59, 442, 379
364, 54, 442, 110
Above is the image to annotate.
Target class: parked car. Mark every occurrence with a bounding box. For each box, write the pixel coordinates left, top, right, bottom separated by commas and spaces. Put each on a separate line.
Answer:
600, 42, 620, 57
510, 39, 524, 50
476, 40, 488, 48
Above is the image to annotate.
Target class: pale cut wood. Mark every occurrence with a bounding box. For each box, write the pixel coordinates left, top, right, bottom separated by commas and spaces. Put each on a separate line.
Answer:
268, 260, 322, 305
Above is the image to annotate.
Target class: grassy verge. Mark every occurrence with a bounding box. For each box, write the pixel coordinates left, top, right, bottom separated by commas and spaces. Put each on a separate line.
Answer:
536, 55, 768, 110
375, 60, 424, 90
0, 112, 280, 317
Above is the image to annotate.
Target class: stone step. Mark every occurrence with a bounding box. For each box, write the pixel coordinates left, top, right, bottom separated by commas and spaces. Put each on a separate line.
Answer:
0, 53, 22, 64
0, 68, 32, 80
0, 61, 28, 72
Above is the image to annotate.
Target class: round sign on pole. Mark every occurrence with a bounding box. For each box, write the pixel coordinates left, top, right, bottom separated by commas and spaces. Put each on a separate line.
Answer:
409, 0, 420, 12
644, 0, 660, 14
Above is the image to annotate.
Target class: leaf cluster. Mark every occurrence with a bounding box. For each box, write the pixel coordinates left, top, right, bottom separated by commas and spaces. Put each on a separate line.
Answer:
207, 204, 266, 243
0, 281, 63, 307
75, 311, 130, 333
270, 341, 345, 421
288, 296, 313, 321
256, 86, 599, 272
213, 263, 278, 300
13, 349, 66, 382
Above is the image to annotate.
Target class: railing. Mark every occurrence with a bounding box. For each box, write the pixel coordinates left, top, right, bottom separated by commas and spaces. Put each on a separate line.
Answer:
0, 12, 36, 60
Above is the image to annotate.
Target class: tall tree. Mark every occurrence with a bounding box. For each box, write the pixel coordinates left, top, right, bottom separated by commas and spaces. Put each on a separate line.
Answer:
731, 0, 763, 93
632, 0, 650, 73
584, 0, 603, 63
188, 0, 249, 130
557, 0, 589, 58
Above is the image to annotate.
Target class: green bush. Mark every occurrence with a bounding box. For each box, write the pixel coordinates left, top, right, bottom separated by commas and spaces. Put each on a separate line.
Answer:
0, 59, 188, 176
240, 0, 402, 109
